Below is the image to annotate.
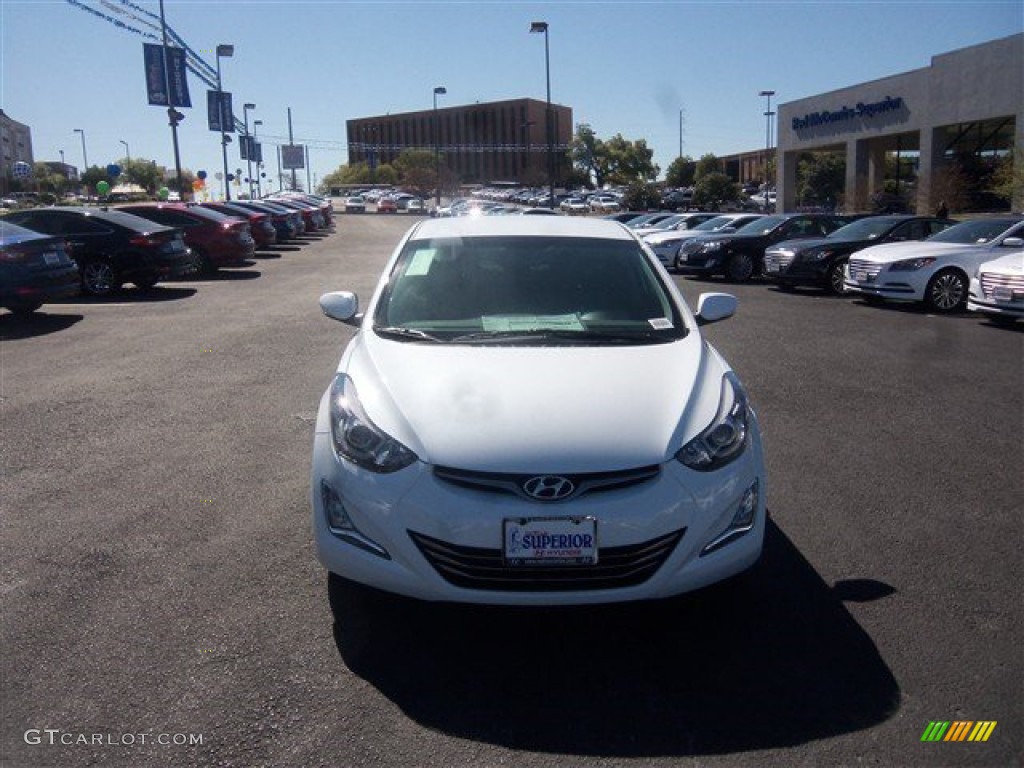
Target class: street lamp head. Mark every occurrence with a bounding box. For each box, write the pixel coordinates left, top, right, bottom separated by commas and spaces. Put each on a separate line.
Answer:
433, 86, 447, 95
244, 103, 256, 110
529, 21, 548, 33
759, 90, 776, 97
216, 44, 234, 58
254, 119, 263, 126
74, 128, 84, 134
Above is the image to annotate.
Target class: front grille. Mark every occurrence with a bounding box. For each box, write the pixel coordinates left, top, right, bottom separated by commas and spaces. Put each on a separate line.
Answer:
848, 258, 884, 282
980, 272, 1024, 301
409, 529, 685, 592
433, 465, 659, 503
763, 249, 794, 272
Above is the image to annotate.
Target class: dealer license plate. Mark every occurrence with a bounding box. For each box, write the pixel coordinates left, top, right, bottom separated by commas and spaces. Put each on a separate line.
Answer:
993, 286, 1013, 302
503, 517, 598, 566
42, 251, 61, 266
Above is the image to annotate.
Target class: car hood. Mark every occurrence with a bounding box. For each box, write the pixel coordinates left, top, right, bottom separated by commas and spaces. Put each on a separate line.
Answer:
978, 251, 1024, 276
853, 240, 994, 264
645, 230, 706, 245
334, 331, 724, 474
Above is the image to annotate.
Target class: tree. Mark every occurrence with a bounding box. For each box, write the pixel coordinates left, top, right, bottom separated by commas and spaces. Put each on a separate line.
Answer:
569, 125, 658, 188
621, 181, 661, 211
79, 165, 107, 194
694, 154, 722, 181
796, 152, 845, 208
991, 149, 1022, 209
664, 155, 696, 188
693, 172, 739, 210
393, 149, 437, 198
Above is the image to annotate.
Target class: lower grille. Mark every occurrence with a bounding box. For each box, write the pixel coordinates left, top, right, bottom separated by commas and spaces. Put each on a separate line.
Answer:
764, 250, 794, 272
848, 258, 884, 282
409, 528, 685, 592
980, 272, 1024, 301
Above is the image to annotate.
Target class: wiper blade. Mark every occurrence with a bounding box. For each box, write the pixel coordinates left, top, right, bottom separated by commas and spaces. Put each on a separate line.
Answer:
374, 326, 444, 343
451, 329, 674, 345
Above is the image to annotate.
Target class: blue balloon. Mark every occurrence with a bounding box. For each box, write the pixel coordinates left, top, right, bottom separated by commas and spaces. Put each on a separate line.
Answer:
107, 164, 122, 178
197, 170, 208, 180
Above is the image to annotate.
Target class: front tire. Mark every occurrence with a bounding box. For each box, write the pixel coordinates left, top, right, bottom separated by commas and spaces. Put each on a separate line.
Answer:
725, 252, 755, 282
828, 259, 849, 295
81, 259, 117, 296
925, 269, 967, 313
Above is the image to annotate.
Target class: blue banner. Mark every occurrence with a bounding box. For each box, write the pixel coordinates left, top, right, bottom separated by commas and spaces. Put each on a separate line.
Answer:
143, 43, 191, 108
207, 91, 234, 133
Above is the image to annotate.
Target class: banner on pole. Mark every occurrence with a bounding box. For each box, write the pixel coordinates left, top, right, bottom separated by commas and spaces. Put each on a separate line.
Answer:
143, 43, 191, 108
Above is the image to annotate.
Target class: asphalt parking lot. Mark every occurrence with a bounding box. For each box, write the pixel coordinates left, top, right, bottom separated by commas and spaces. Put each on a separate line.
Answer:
1, 213, 1020, 768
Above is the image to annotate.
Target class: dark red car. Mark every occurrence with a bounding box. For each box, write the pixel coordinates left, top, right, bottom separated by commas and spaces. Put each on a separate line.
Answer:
120, 203, 255, 274
198, 202, 277, 249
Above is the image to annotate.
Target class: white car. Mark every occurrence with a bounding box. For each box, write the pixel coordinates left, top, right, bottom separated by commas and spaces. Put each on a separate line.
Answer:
645, 214, 764, 270
589, 194, 621, 213
968, 250, 1024, 323
845, 217, 1024, 312
312, 216, 766, 606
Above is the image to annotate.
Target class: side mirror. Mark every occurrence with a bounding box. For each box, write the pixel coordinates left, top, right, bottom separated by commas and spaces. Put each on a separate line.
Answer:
695, 292, 737, 326
1002, 237, 1023, 248
319, 291, 360, 325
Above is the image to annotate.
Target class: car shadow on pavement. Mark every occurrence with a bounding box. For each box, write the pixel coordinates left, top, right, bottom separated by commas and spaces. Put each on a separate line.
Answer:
330, 519, 900, 757
51, 286, 198, 304
0, 311, 84, 340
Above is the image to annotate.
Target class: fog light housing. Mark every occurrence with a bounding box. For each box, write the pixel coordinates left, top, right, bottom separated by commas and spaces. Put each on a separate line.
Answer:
700, 479, 759, 556
320, 481, 390, 559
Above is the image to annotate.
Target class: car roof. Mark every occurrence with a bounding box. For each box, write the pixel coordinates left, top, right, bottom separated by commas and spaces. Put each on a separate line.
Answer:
408, 215, 635, 241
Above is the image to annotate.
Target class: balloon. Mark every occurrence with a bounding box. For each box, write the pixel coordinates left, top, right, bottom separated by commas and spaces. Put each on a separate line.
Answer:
192, 179, 204, 191
96, 180, 111, 196
197, 170, 207, 180
107, 164, 122, 178
158, 187, 170, 201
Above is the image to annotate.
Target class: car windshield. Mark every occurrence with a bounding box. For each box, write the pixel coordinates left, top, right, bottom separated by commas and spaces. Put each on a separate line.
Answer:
735, 214, 787, 235
695, 216, 741, 232
374, 235, 686, 344
925, 218, 1021, 244
828, 216, 905, 241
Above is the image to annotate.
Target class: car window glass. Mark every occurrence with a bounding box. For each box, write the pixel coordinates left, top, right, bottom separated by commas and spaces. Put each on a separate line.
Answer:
378, 236, 682, 339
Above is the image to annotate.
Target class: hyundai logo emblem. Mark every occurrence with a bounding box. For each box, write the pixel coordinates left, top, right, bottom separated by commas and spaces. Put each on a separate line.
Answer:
522, 475, 576, 501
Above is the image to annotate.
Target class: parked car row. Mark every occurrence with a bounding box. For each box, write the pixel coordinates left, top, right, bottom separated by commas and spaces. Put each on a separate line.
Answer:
1, 192, 334, 313
340, 189, 426, 214
664, 211, 1022, 319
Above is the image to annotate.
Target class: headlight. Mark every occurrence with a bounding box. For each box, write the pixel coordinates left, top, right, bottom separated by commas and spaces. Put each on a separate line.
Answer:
890, 257, 936, 271
329, 374, 417, 473
799, 248, 833, 262
700, 241, 723, 253
677, 372, 750, 471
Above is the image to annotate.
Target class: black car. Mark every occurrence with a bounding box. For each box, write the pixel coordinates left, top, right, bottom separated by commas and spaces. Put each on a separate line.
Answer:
5, 207, 191, 296
675, 213, 847, 281
0, 220, 81, 314
763, 215, 956, 294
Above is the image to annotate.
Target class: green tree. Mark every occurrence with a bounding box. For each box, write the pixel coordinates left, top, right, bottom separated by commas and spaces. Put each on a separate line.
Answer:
79, 165, 107, 195
602, 134, 659, 186
569, 124, 604, 187
664, 155, 696, 188
621, 181, 661, 211
694, 154, 722, 181
693, 172, 739, 210
797, 152, 845, 208
393, 149, 437, 198
991, 149, 1022, 208
120, 158, 164, 193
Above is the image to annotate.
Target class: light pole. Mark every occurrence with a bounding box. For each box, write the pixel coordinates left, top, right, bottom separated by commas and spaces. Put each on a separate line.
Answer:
216, 43, 235, 199
433, 86, 446, 208
73, 128, 89, 171
120, 140, 131, 163
253, 119, 263, 197
759, 89, 776, 209
243, 103, 256, 199
530, 21, 554, 208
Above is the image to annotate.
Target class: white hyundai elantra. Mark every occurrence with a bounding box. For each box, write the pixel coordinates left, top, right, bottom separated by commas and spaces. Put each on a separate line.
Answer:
312, 216, 766, 606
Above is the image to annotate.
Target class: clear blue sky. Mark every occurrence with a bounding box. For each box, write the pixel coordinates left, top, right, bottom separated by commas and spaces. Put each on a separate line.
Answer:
1, 0, 1021, 193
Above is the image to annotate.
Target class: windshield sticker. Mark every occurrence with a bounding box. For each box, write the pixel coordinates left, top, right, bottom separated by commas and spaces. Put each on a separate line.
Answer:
648, 318, 674, 330
405, 248, 436, 277
482, 314, 585, 332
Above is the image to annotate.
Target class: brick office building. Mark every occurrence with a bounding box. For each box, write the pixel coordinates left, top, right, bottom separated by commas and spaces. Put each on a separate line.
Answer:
347, 97, 573, 187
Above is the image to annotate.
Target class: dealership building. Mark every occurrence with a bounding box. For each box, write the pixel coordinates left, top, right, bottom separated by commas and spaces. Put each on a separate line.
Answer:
776, 34, 1022, 213
347, 97, 573, 187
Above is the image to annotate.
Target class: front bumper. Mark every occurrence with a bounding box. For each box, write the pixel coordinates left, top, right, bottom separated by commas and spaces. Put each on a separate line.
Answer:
968, 277, 1024, 319
311, 415, 766, 606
